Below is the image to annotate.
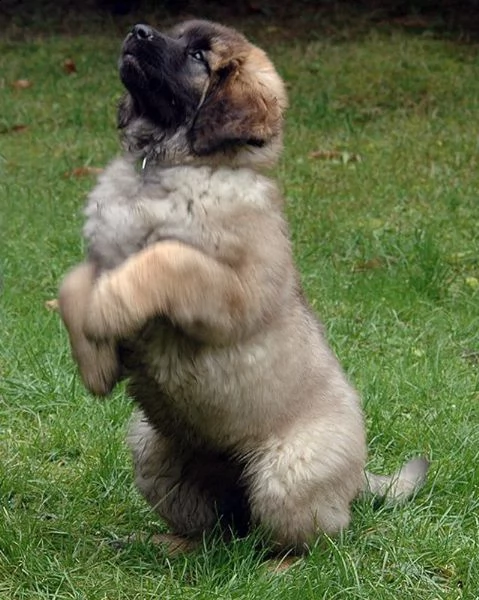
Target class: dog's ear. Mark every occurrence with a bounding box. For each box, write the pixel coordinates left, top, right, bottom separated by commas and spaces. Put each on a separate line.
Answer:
189, 53, 285, 156
117, 93, 137, 129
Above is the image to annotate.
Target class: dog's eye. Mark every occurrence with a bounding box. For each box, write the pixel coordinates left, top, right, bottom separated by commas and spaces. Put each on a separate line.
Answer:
190, 50, 205, 63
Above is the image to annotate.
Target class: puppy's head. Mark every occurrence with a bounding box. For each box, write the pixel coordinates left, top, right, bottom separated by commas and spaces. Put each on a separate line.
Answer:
118, 20, 287, 168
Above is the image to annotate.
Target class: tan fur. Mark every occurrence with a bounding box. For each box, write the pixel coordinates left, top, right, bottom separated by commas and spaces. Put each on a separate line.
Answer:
58, 20, 428, 553
58, 263, 118, 396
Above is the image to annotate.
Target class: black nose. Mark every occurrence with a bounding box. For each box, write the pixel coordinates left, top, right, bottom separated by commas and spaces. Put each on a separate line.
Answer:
131, 24, 154, 40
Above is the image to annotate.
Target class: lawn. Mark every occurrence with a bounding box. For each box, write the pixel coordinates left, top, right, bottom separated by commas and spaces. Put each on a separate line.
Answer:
1, 3, 478, 599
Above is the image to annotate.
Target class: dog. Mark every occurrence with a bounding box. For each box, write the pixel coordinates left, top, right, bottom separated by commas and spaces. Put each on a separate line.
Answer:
58, 20, 429, 552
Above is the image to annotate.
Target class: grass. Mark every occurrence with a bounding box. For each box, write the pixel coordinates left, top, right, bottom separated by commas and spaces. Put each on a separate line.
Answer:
1, 4, 478, 599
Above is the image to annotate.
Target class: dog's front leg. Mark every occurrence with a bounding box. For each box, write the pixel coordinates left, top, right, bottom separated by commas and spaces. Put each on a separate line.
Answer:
84, 240, 259, 345
58, 262, 120, 396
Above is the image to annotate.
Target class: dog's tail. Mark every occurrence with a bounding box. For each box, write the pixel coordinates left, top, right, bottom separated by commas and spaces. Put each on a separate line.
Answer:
363, 457, 429, 503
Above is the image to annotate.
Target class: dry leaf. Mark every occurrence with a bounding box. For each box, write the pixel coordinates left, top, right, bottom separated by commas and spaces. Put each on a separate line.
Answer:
309, 150, 340, 160
391, 16, 431, 28
353, 258, 384, 272
461, 350, 479, 365
45, 299, 59, 312
309, 149, 361, 163
465, 276, 479, 290
12, 79, 32, 90
0, 124, 29, 134
64, 166, 104, 178
11, 124, 29, 133
264, 555, 300, 573
377, 16, 432, 28
63, 59, 77, 74
148, 533, 200, 556
112, 532, 199, 556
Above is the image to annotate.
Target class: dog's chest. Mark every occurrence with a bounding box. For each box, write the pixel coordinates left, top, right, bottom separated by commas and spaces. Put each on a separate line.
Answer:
83, 159, 230, 271
82, 158, 279, 443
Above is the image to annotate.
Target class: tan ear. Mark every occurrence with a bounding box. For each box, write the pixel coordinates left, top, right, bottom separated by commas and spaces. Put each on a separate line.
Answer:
190, 54, 285, 156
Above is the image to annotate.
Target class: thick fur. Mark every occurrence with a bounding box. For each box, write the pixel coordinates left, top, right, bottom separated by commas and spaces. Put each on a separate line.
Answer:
58, 20, 428, 552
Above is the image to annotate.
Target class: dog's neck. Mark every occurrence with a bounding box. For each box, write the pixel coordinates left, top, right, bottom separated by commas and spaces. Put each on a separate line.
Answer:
121, 115, 282, 173
124, 124, 195, 170
127, 135, 283, 177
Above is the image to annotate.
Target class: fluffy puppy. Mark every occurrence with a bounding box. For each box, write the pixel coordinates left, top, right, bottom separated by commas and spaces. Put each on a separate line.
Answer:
58, 20, 428, 552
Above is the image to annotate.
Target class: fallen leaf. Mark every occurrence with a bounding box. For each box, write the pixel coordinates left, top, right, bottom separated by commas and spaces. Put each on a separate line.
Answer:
391, 16, 431, 28
309, 149, 361, 164
447, 251, 475, 264
63, 59, 77, 74
367, 218, 384, 230
0, 124, 29, 134
148, 533, 199, 556
247, 3, 264, 14
64, 166, 104, 178
309, 150, 340, 160
377, 16, 432, 29
264, 555, 301, 573
45, 299, 59, 312
461, 350, 479, 365
11, 79, 32, 90
465, 276, 479, 290
353, 257, 384, 272
111, 532, 199, 556
412, 347, 425, 358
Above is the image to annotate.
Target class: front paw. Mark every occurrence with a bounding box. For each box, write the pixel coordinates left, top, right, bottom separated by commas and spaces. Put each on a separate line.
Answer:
83, 274, 136, 341
72, 337, 120, 397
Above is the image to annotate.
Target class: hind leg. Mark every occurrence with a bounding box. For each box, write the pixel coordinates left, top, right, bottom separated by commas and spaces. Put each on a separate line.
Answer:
128, 412, 250, 539
245, 422, 366, 552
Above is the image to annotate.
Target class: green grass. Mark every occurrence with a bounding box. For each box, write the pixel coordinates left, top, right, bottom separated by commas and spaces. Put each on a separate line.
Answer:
1, 6, 479, 599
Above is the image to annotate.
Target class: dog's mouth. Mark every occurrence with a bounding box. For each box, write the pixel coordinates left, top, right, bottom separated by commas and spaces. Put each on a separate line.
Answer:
120, 50, 145, 80
120, 52, 139, 76
119, 36, 148, 85
119, 30, 177, 98
122, 50, 139, 64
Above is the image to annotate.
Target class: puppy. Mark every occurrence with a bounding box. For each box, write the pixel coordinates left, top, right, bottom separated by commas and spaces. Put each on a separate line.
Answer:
58, 20, 428, 552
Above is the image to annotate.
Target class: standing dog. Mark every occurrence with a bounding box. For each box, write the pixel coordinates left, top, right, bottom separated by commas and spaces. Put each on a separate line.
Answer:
59, 20, 428, 552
